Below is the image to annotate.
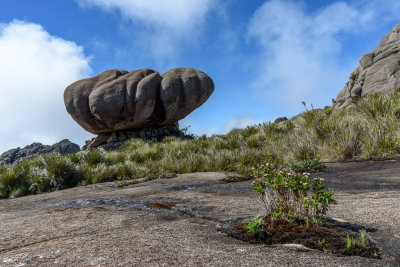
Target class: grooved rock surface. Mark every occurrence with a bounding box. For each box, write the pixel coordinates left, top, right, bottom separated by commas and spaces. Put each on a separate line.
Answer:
0, 139, 80, 165
334, 22, 400, 108
64, 68, 214, 134
1, 161, 400, 266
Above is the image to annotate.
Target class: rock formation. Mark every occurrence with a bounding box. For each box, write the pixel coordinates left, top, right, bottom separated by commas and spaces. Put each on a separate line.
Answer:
64, 68, 214, 134
274, 117, 288, 123
334, 22, 400, 108
0, 139, 80, 165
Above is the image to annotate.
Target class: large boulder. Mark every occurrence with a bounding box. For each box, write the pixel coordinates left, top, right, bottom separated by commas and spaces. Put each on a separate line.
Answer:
333, 23, 400, 108
0, 139, 80, 165
64, 68, 214, 134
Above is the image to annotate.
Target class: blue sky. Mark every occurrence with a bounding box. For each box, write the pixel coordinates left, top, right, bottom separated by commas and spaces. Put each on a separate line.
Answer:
1, 0, 400, 152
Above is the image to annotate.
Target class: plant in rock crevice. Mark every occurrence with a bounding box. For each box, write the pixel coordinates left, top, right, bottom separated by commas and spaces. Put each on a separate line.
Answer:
345, 230, 368, 250
245, 218, 264, 234
251, 163, 337, 222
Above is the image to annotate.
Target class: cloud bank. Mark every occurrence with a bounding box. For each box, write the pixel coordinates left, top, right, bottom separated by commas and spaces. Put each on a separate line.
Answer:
77, 0, 218, 59
78, 0, 214, 32
0, 20, 92, 152
248, 0, 400, 112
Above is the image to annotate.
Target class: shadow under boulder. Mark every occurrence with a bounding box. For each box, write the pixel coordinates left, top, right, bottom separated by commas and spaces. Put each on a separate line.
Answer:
82, 123, 194, 151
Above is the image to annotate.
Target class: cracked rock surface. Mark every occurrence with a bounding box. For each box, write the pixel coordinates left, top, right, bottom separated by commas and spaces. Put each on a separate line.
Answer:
1, 161, 400, 266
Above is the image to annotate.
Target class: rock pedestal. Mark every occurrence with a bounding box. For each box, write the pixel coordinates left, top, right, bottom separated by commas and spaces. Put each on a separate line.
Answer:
82, 123, 191, 151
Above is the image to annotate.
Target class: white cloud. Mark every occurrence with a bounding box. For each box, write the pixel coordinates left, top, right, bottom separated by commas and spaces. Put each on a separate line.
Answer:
248, 0, 400, 112
0, 20, 93, 153
77, 0, 218, 59
181, 114, 265, 137
78, 0, 213, 32
180, 117, 217, 137
222, 114, 264, 134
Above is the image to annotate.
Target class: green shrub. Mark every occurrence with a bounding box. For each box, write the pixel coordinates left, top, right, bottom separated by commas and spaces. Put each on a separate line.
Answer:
224, 132, 242, 149
41, 154, 80, 189
331, 120, 363, 160
0, 169, 21, 198
345, 230, 368, 250
251, 163, 336, 220
67, 152, 83, 164
245, 218, 264, 233
349, 70, 359, 89
106, 152, 127, 164
392, 105, 400, 118
246, 134, 264, 149
241, 126, 258, 138
0, 163, 32, 198
359, 230, 367, 248
346, 234, 353, 249
260, 121, 293, 139
289, 131, 316, 161
355, 93, 392, 121
85, 149, 105, 166
28, 166, 51, 193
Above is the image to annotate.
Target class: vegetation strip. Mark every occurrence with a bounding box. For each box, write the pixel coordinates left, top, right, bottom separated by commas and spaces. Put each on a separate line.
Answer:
2, 91, 400, 198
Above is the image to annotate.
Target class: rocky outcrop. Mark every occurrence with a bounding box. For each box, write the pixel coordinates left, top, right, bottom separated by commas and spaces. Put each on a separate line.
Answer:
274, 117, 288, 123
64, 68, 214, 134
334, 23, 400, 108
0, 139, 80, 165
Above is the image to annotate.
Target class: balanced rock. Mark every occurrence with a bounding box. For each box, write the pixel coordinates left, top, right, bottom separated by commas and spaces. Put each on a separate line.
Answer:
334, 22, 400, 108
64, 68, 214, 134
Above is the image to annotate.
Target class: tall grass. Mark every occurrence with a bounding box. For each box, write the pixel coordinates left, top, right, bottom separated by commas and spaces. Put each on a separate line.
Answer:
2, 91, 400, 198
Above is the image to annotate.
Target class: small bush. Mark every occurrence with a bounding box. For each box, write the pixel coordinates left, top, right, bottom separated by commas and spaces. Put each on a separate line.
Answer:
245, 218, 264, 233
0, 163, 31, 198
41, 154, 80, 189
241, 126, 258, 138
246, 135, 264, 149
251, 163, 336, 221
67, 153, 83, 164
355, 93, 392, 121
85, 149, 105, 166
392, 105, 400, 118
289, 132, 316, 161
219, 132, 241, 150
346, 230, 369, 249
260, 122, 291, 139
349, 70, 359, 89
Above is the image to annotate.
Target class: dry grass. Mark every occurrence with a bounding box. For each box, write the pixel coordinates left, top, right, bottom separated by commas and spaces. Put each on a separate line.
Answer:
2, 91, 400, 198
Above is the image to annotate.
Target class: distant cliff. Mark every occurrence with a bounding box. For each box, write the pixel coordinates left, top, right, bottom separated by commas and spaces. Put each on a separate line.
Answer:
334, 22, 400, 108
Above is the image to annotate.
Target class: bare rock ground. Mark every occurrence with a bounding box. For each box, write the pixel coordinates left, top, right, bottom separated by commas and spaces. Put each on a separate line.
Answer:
1, 160, 400, 266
